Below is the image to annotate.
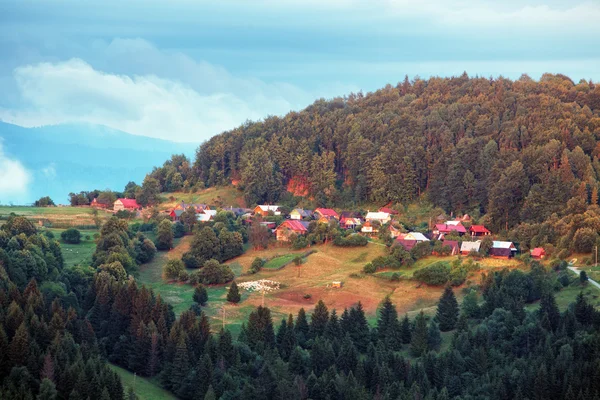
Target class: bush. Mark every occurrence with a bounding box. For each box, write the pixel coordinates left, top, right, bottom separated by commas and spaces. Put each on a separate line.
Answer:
178, 270, 189, 282
115, 210, 136, 219
164, 259, 185, 280
249, 257, 265, 274
85, 235, 91, 240
410, 241, 432, 259
193, 285, 208, 305
413, 262, 451, 285
183, 252, 201, 269
390, 272, 401, 282
292, 235, 309, 250
303, 294, 312, 299
557, 271, 571, 287
363, 263, 376, 274
580, 270, 589, 284
333, 234, 368, 247
61, 228, 81, 244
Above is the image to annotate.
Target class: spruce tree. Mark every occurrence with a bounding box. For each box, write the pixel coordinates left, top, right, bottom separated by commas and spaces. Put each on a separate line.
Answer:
539, 291, 560, 331
226, 281, 241, 304
410, 311, 428, 357
400, 314, 412, 344
38, 378, 58, 400
310, 300, 329, 338
427, 321, 442, 351
436, 286, 459, 331
294, 308, 309, 343
377, 296, 401, 350
193, 285, 208, 305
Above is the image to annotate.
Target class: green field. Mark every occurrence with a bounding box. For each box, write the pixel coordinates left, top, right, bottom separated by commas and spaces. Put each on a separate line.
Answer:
374, 270, 402, 280
43, 228, 99, 267
263, 254, 298, 270
0, 206, 98, 216
109, 364, 176, 400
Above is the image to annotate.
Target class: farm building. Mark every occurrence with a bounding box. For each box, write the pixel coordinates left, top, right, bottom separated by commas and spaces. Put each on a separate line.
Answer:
91, 198, 110, 209
469, 225, 491, 237
290, 208, 313, 220
530, 247, 546, 259
460, 241, 481, 255
490, 241, 517, 259
275, 220, 310, 241
314, 208, 339, 220
365, 211, 391, 224
254, 205, 282, 216
196, 213, 212, 222
113, 198, 140, 211
203, 210, 218, 218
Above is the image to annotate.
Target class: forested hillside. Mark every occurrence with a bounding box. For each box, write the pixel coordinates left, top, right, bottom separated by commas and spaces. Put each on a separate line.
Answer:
145, 73, 600, 252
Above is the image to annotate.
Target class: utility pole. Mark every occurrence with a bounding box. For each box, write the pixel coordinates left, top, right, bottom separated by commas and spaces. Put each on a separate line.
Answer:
595, 246, 598, 268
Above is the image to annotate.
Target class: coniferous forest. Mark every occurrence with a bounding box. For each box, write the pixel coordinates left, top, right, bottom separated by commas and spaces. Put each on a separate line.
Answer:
2, 213, 600, 399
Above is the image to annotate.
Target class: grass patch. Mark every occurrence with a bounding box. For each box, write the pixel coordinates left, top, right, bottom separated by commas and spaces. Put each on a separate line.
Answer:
108, 364, 176, 400
263, 254, 298, 270
44, 228, 99, 267
374, 271, 402, 280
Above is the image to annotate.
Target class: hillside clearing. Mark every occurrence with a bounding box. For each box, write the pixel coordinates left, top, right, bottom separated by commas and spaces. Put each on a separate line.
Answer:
109, 364, 176, 400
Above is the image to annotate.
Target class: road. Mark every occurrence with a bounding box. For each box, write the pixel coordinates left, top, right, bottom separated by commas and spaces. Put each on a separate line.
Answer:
567, 266, 600, 290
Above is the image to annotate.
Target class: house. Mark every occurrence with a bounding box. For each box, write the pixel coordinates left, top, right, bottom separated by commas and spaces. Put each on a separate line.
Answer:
378, 207, 399, 215
490, 241, 517, 259
341, 217, 363, 230
365, 211, 391, 224
290, 208, 313, 220
317, 215, 337, 224
441, 240, 460, 256
530, 247, 546, 259
388, 225, 403, 238
314, 208, 339, 220
254, 205, 281, 216
361, 221, 377, 234
91, 198, 109, 209
455, 214, 471, 223
433, 222, 467, 237
395, 232, 429, 251
223, 206, 249, 217
460, 241, 481, 255
170, 209, 185, 222
203, 210, 218, 218
176, 202, 209, 212
470, 225, 491, 237
113, 198, 140, 211
275, 220, 310, 241
260, 221, 277, 230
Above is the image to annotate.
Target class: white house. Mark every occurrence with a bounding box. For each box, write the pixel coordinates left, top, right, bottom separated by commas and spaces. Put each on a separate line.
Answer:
365, 211, 391, 224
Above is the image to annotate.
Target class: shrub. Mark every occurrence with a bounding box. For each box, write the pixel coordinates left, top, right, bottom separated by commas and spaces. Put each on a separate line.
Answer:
115, 210, 136, 219
183, 252, 201, 269
410, 241, 432, 259
390, 272, 401, 282
178, 270, 189, 282
193, 285, 208, 305
292, 235, 309, 250
413, 262, 451, 285
61, 228, 81, 244
249, 257, 265, 274
557, 271, 571, 287
303, 294, 312, 299
363, 263, 376, 274
333, 234, 368, 247
227, 281, 241, 303
85, 235, 91, 241
580, 270, 589, 284
164, 259, 185, 280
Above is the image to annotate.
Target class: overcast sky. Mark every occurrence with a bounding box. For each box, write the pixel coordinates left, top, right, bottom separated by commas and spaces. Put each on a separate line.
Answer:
0, 0, 599, 143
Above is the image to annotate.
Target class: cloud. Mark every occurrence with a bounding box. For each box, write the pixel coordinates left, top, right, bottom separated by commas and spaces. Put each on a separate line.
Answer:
0, 56, 316, 142
0, 141, 31, 200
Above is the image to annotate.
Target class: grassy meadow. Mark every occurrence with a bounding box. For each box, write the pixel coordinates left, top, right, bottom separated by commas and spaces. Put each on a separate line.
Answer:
109, 364, 176, 400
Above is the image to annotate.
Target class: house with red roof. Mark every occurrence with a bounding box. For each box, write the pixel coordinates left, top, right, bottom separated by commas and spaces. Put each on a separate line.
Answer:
314, 208, 339, 220
530, 247, 546, 259
113, 198, 140, 211
469, 225, 491, 237
433, 222, 467, 238
275, 220, 310, 242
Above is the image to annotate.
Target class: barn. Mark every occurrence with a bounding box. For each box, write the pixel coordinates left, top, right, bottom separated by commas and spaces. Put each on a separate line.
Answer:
113, 198, 140, 211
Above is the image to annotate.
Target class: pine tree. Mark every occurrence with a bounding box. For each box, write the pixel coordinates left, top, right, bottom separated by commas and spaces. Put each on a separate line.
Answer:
171, 335, 190, 388
410, 311, 428, 357
539, 291, 560, 332
226, 281, 241, 304
310, 300, 329, 338
400, 314, 412, 344
37, 378, 58, 400
193, 285, 208, 305
377, 296, 401, 350
9, 322, 29, 366
204, 385, 216, 400
436, 286, 459, 331
427, 321, 442, 351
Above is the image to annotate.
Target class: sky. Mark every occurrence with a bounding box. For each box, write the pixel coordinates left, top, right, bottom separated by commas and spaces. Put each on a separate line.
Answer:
0, 0, 599, 202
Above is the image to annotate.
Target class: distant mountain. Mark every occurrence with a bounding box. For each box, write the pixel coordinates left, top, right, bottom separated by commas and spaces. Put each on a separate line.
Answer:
0, 122, 197, 204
